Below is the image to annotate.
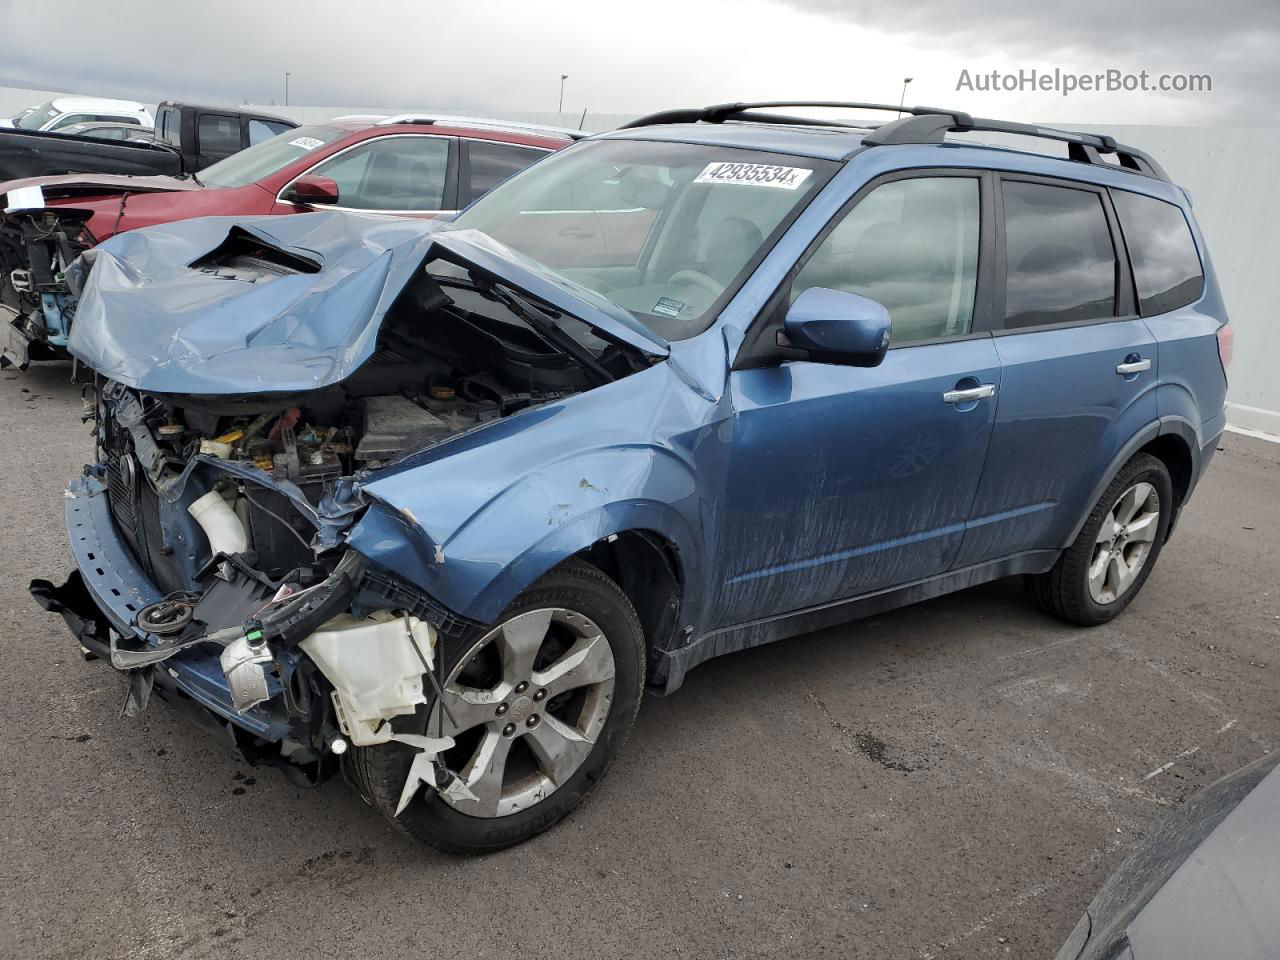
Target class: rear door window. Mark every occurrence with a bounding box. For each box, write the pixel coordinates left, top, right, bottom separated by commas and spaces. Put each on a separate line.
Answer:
309, 135, 451, 211
466, 140, 549, 203
1002, 180, 1117, 328
1111, 190, 1204, 315
198, 113, 243, 160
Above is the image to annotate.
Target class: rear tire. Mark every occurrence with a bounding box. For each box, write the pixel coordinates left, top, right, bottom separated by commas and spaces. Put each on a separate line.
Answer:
349, 559, 645, 854
1027, 453, 1173, 626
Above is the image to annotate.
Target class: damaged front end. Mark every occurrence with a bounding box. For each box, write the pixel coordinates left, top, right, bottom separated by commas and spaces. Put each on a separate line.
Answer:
33, 385, 456, 784
32, 211, 659, 796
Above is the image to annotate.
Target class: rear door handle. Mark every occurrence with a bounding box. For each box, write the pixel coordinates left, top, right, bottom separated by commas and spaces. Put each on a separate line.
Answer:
942, 384, 996, 404
1116, 358, 1151, 375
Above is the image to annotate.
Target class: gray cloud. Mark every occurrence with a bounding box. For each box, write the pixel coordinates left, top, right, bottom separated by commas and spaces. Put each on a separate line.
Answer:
781, 0, 1280, 123
0, 0, 1274, 126
785, 0, 1277, 56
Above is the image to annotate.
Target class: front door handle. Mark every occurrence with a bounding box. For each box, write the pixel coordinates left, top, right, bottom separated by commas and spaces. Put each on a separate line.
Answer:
942, 384, 996, 404
1116, 357, 1151, 375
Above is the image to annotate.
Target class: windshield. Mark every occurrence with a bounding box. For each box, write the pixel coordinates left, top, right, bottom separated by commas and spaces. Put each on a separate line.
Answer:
16, 102, 59, 130
197, 125, 346, 187
454, 139, 834, 340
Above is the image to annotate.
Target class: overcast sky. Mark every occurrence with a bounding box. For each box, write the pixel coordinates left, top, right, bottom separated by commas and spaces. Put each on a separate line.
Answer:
1, 0, 1274, 127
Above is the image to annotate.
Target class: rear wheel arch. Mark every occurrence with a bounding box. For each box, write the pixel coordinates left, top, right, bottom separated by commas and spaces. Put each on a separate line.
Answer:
1029, 451, 1174, 625
1139, 433, 1195, 512
1063, 417, 1201, 550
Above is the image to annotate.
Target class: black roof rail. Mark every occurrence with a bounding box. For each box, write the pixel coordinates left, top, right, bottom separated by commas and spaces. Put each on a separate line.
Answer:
619, 101, 973, 130
620, 100, 1168, 181
864, 113, 1169, 180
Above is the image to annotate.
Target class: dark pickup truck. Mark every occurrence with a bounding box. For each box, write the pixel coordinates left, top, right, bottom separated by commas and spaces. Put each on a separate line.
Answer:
0, 102, 295, 181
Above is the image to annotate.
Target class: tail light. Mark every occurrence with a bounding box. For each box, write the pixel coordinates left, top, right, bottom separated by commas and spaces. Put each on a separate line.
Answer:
1216, 322, 1234, 371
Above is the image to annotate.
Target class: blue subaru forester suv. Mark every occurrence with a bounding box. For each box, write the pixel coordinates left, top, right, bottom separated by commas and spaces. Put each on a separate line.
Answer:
34, 102, 1231, 852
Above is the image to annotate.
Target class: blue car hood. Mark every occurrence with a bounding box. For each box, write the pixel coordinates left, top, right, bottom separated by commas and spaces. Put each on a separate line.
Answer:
67, 211, 666, 395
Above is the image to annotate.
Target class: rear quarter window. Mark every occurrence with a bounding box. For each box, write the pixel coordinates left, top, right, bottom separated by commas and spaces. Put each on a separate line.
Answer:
1112, 190, 1204, 315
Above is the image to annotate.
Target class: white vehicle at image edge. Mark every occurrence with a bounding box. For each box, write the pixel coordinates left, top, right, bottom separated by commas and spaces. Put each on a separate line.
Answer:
0, 97, 154, 133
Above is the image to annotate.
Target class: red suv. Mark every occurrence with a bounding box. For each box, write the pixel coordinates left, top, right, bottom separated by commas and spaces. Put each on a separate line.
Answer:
0, 115, 574, 364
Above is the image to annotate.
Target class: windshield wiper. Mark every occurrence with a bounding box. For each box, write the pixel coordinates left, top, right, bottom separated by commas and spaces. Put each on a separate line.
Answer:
433, 273, 615, 386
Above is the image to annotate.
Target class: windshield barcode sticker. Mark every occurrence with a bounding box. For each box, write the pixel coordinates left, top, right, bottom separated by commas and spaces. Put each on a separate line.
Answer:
652, 297, 686, 317
694, 162, 812, 189
289, 136, 325, 150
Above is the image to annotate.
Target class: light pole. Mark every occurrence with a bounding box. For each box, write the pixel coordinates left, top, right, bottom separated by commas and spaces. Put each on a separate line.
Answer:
898, 77, 913, 117
558, 74, 568, 114
284, 72, 291, 107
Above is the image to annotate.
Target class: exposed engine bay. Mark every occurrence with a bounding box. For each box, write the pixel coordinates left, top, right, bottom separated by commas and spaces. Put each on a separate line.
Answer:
92, 242, 641, 575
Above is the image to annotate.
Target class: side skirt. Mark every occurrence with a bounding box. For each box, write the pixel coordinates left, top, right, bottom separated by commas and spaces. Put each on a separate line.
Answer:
655, 549, 1060, 694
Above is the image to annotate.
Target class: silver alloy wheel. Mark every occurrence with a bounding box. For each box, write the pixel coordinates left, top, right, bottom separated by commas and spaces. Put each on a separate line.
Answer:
429, 608, 616, 818
1088, 481, 1161, 605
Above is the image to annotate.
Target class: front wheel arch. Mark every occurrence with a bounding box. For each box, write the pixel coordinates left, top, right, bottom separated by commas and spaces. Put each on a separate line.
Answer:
578, 530, 684, 687
462, 501, 703, 628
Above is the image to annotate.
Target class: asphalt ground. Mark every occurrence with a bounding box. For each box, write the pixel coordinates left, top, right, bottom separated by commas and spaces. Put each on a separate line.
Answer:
2, 360, 1277, 959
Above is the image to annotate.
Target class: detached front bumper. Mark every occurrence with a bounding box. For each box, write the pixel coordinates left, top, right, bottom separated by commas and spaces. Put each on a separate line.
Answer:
33, 471, 293, 740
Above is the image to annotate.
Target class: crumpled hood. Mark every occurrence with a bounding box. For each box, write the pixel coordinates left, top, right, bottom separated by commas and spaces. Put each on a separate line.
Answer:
66, 211, 667, 394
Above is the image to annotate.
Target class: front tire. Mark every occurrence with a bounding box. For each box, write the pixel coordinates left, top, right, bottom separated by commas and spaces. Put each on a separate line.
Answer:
350, 559, 645, 854
1028, 452, 1173, 626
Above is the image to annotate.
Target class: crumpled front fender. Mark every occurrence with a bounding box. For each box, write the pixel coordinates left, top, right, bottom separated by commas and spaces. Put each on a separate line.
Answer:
344, 352, 725, 626
347, 445, 706, 625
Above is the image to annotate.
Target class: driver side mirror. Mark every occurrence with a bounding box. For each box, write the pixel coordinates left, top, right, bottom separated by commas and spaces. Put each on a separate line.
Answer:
281, 174, 340, 206
780, 287, 891, 367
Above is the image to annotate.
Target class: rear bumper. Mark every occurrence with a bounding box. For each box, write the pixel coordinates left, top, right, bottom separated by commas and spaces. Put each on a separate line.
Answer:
33, 470, 290, 739
1199, 431, 1221, 479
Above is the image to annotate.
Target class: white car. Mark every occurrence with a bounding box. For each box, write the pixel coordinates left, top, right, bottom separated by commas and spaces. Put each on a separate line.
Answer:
0, 97, 153, 133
